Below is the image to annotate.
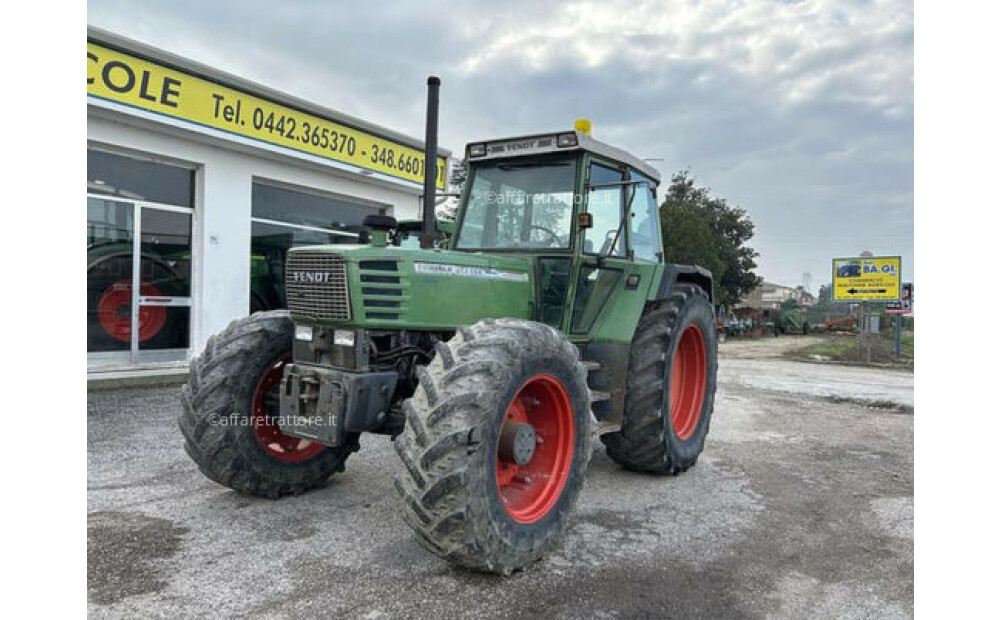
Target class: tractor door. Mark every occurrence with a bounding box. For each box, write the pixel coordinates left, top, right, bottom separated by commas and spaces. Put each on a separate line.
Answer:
567, 162, 660, 341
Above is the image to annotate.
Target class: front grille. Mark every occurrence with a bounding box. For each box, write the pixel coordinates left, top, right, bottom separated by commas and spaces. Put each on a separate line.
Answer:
285, 253, 351, 321
358, 260, 405, 321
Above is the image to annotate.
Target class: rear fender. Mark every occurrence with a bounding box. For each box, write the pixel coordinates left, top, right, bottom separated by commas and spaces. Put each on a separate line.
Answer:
652, 264, 714, 304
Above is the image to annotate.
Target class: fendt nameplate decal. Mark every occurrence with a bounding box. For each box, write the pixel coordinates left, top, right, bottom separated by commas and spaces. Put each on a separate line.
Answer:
414, 263, 529, 282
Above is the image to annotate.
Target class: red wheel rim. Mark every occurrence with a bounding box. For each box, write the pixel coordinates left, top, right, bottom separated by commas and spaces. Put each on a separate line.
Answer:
96, 280, 167, 343
251, 354, 325, 464
495, 374, 575, 524
670, 324, 708, 441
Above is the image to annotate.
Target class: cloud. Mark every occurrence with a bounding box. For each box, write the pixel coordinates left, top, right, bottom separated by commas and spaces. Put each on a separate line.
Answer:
88, 0, 914, 288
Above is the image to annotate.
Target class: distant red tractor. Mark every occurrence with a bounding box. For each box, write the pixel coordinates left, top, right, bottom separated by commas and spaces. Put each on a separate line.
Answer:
819, 316, 858, 334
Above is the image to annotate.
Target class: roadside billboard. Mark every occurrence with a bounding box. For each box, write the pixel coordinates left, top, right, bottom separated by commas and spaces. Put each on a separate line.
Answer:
832, 256, 901, 302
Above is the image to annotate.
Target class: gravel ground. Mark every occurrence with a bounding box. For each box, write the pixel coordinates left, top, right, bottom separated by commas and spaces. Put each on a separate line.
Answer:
88, 336, 913, 619
722, 336, 914, 409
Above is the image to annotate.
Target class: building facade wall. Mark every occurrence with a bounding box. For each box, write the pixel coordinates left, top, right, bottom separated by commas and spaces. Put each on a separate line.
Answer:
88, 110, 424, 367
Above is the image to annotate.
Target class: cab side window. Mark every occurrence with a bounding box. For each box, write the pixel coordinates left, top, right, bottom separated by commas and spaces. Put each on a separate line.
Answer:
583, 163, 625, 257
628, 173, 661, 262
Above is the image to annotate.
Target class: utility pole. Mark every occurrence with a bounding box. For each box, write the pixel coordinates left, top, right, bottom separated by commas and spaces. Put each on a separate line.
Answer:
858, 251, 873, 362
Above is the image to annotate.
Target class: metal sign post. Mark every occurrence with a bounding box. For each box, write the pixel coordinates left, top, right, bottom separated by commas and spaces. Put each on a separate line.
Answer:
896, 314, 903, 359
886, 282, 913, 359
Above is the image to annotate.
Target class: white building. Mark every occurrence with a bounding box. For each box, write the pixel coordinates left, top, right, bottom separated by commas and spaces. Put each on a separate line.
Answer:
87, 27, 449, 377
741, 282, 816, 310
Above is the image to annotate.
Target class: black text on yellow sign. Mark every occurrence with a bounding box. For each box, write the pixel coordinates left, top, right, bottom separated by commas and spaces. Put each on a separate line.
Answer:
87, 42, 447, 189
832, 256, 901, 302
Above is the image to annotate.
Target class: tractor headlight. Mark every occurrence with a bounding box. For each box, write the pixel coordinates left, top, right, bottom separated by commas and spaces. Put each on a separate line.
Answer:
333, 329, 356, 347
557, 132, 578, 147
467, 143, 487, 158
295, 324, 313, 342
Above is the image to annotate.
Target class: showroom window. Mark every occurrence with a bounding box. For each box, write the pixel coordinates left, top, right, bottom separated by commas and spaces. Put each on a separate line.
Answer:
88, 148, 194, 206
250, 180, 384, 312
87, 148, 194, 364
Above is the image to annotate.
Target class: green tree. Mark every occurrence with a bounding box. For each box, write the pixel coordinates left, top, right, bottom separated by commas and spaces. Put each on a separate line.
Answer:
814, 283, 833, 310
660, 170, 762, 307
814, 282, 852, 314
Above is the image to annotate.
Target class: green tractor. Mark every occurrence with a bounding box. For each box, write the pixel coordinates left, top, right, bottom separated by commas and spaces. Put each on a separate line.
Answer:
779, 306, 809, 335
87, 243, 283, 349
86, 241, 192, 350
180, 80, 718, 574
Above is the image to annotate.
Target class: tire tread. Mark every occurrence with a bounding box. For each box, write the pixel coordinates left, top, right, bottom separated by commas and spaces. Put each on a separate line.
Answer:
179, 310, 354, 498
601, 284, 717, 474
394, 318, 591, 574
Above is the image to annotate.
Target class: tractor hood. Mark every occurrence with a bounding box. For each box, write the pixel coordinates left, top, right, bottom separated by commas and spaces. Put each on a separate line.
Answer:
285, 245, 535, 330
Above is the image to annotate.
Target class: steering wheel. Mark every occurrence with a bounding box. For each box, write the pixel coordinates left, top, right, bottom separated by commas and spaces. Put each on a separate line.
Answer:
527, 225, 562, 247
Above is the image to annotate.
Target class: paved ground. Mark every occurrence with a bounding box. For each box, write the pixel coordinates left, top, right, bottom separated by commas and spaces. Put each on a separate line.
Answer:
88, 336, 913, 619
722, 337, 914, 409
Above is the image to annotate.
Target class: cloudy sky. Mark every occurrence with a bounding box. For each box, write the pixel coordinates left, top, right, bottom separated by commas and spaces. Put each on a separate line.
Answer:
89, 0, 913, 290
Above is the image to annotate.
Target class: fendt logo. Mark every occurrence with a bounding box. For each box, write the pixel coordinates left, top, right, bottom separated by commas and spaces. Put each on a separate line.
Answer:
290, 271, 335, 284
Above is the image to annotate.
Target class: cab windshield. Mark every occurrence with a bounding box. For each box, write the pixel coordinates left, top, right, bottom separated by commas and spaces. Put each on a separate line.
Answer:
454, 157, 577, 250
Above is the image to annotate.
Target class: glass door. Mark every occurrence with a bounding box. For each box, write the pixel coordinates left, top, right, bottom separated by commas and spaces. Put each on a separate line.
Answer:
570, 162, 629, 335
135, 206, 192, 361
87, 198, 135, 360
87, 197, 193, 366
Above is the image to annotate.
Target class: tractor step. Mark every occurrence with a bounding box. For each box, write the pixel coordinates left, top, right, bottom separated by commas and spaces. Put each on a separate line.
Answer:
589, 390, 611, 403
581, 360, 601, 372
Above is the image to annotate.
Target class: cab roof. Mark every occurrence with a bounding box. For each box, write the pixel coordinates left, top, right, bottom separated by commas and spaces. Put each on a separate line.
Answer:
465, 130, 661, 184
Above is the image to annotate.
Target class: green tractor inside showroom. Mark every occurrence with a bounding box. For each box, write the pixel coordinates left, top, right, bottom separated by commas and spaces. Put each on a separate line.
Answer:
180, 78, 718, 574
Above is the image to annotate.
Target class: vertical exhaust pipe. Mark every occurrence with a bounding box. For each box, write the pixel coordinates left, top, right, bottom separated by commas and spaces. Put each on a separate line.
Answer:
420, 76, 440, 249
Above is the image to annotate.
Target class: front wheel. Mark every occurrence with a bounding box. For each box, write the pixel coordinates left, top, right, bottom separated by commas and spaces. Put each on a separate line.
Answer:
602, 284, 718, 474
179, 310, 357, 498
394, 319, 592, 574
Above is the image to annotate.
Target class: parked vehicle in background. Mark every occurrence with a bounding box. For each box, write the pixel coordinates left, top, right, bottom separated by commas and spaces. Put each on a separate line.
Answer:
724, 317, 751, 337
818, 315, 858, 333
780, 306, 809, 335
761, 309, 781, 336
86, 241, 190, 350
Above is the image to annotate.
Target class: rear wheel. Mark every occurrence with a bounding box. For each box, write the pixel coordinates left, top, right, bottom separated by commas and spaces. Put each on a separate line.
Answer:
602, 284, 717, 474
179, 310, 357, 498
394, 318, 591, 574
87, 254, 184, 349
96, 280, 168, 343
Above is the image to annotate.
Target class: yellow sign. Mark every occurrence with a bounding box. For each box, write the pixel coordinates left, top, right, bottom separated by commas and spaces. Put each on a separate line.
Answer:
87, 42, 447, 189
832, 256, 901, 301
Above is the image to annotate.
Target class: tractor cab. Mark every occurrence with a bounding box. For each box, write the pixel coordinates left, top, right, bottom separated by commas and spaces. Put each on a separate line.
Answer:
450, 120, 667, 338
